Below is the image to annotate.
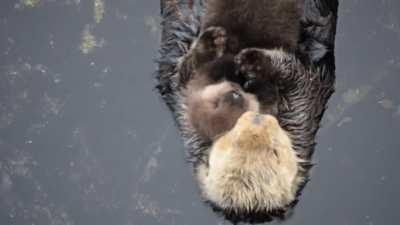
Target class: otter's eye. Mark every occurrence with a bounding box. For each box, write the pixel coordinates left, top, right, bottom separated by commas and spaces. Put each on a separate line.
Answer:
231, 91, 241, 101
223, 90, 244, 107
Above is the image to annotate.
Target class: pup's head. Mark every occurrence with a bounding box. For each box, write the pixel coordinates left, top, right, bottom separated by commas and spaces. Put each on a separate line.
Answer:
187, 80, 260, 141
184, 55, 262, 141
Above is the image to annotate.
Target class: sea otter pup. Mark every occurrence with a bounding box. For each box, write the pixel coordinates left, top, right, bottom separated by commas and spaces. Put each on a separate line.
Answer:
157, 0, 338, 223
182, 0, 304, 141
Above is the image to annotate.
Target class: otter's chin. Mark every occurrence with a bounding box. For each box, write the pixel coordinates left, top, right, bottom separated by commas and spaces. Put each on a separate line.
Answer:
196, 111, 303, 213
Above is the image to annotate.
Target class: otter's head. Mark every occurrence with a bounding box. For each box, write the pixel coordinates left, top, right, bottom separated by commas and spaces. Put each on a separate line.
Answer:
196, 111, 303, 220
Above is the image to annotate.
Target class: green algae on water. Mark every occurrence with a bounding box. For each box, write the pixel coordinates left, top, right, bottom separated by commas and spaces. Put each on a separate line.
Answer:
80, 26, 97, 54
22, 0, 41, 8
94, 0, 105, 24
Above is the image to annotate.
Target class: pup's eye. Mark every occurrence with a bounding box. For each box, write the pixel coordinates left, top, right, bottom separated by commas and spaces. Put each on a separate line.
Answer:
213, 90, 244, 109
230, 91, 241, 101
220, 90, 244, 107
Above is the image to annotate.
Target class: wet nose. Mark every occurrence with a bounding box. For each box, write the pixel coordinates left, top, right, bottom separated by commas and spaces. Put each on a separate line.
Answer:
223, 90, 244, 107
252, 114, 264, 125
250, 113, 277, 127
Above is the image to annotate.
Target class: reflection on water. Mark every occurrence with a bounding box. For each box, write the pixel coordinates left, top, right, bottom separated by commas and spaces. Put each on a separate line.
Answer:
0, 0, 399, 225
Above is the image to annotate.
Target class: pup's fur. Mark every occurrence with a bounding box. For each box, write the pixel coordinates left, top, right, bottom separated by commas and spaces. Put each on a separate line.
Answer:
157, 0, 338, 223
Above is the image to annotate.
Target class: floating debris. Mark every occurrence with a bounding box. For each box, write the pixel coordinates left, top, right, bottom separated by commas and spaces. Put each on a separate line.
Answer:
132, 193, 160, 218
22, 0, 41, 8
337, 116, 352, 127
342, 86, 371, 105
80, 26, 96, 54
323, 86, 372, 130
141, 156, 158, 183
94, 0, 105, 24
79, 26, 105, 54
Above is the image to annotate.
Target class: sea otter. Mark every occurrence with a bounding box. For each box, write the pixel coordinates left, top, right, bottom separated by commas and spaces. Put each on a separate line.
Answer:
157, 0, 338, 223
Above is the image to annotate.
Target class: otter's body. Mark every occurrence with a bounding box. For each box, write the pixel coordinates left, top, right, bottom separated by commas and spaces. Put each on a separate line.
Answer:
203, 0, 304, 52
157, 0, 338, 223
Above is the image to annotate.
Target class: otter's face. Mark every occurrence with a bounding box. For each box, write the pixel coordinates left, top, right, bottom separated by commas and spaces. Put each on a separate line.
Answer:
187, 81, 260, 141
196, 112, 303, 215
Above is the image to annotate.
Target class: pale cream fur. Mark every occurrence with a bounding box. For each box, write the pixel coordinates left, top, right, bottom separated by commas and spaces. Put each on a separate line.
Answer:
196, 111, 302, 212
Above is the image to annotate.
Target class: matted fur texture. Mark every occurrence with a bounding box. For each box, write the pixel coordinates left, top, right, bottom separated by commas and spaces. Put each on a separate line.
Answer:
176, 38, 316, 219
157, 0, 338, 223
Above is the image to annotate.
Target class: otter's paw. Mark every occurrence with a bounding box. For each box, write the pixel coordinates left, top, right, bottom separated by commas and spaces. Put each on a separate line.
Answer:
234, 48, 275, 90
192, 26, 227, 67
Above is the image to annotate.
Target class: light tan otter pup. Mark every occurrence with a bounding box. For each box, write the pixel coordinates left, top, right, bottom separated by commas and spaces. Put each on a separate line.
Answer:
197, 111, 304, 213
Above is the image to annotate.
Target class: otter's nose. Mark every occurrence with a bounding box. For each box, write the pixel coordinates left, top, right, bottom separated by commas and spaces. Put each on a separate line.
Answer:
252, 114, 264, 125
250, 114, 277, 127
223, 90, 244, 107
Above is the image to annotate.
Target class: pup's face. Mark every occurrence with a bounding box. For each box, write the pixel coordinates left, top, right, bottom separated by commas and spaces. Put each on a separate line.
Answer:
187, 80, 260, 141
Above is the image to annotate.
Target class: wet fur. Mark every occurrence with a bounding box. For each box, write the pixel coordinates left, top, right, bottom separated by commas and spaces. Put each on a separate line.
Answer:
183, 0, 306, 142
180, 0, 306, 215
203, 0, 304, 52
157, 0, 338, 223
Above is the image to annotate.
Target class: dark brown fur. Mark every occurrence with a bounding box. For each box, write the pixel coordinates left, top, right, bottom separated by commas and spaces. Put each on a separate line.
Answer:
182, 0, 304, 141
184, 26, 279, 141
203, 0, 304, 52
157, 0, 338, 223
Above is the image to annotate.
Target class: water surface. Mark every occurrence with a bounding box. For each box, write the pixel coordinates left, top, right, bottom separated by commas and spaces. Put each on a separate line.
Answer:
0, 0, 399, 224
